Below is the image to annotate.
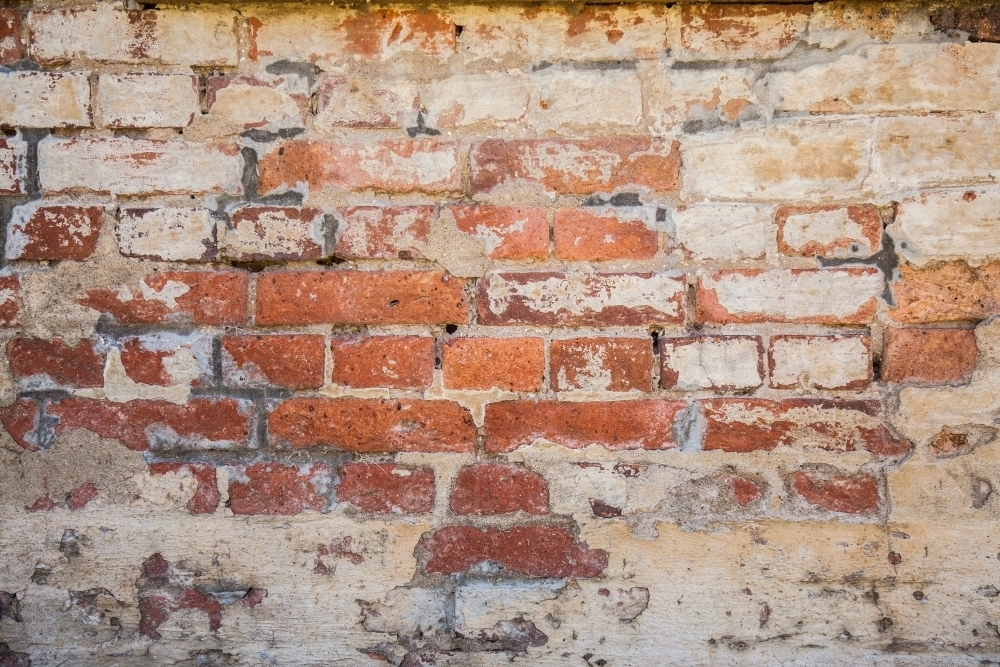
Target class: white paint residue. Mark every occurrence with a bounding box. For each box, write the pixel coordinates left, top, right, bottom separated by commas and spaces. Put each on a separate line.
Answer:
525, 143, 622, 183
705, 270, 882, 320
893, 189, 1000, 264
782, 208, 867, 252
672, 203, 776, 260
666, 338, 761, 390
770, 337, 869, 389
485, 273, 683, 317
139, 279, 191, 309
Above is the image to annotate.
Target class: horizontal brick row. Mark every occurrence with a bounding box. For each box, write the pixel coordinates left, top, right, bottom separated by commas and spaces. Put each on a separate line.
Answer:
0, 394, 911, 456
2, 115, 998, 198
24, 456, 880, 521
3, 328, 979, 394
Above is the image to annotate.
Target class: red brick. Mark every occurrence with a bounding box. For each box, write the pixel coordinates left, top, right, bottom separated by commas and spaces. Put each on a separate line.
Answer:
6, 204, 103, 261
331, 336, 434, 389
553, 209, 658, 261
78, 271, 248, 325
0, 399, 40, 451
478, 272, 685, 326
334, 206, 434, 260
65, 482, 99, 510
120, 339, 173, 387
550, 338, 652, 392
148, 463, 220, 514
450, 206, 549, 260
269, 398, 476, 453
420, 525, 607, 577
228, 463, 330, 516
725, 476, 763, 507
891, 262, 1000, 323
222, 207, 327, 261
0, 274, 20, 325
471, 138, 679, 195
702, 399, 910, 457
333, 9, 455, 59
697, 269, 881, 325
450, 463, 549, 515
257, 140, 461, 196
882, 327, 978, 384
442, 337, 544, 392
0, 10, 23, 64
26, 495, 55, 512
775, 204, 882, 257
8, 338, 105, 389
256, 270, 468, 326
221, 335, 325, 389
48, 397, 251, 451
484, 399, 685, 452
680, 4, 810, 59
791, 471, 879, 515
337, 462, 435, 514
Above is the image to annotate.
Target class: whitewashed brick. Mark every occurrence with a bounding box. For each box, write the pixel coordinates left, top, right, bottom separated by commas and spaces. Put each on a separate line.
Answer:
680, 119, 871, 202
679, 4, 810, 60
768, 43, 1000, 114
204, 76, 306, 133
661, 336, 763, 391
38, 138, 243, 196
670, 203, 776, 260
698, 269, 883, 324
97, 73, 197, 129
314, 77, 418, 130
531, 68, 643, 133
421, 72, 531, 128
248, 8, 454, 64
871, 115, 1000, 196
641, 63, 754, 133
0, 71, 91, 128
776, 205, 882, 258
117, 208, 216, 262
29, 7, 237, 65
769, 335, 871, 390
220, 207, 327, 261
0, 138, 25, 195
892, 189, 1000, 265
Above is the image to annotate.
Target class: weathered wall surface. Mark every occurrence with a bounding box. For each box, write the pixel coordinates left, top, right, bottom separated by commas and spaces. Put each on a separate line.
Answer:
1, 1, 1000, 664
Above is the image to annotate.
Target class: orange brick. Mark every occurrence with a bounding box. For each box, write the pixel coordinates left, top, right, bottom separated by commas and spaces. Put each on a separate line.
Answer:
442, 337, 544, 392
331, 336, 435, 389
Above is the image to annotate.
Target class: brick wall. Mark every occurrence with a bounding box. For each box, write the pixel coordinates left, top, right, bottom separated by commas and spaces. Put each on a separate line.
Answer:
1, 1, 999, 665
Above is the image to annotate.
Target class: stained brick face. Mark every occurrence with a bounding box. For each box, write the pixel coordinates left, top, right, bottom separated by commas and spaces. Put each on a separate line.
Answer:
2, 3, 996, 664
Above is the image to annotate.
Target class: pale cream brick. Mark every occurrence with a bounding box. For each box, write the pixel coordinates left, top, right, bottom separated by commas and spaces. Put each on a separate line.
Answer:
0, 71, 91, 128
421, 72, 531, 129
202, 76, 306, 135
641, 62, 754, 134
220, 207, 327, 261
670, 203, 776, 261
661, 336, 763, 391
558, 5, 671, 61
680, 119, 871, 202
769, 335, 871, 390
117, 208, 216, 262
38, 138, 243, 196
28, 7, 237, 65
768, 43, 1000, 114
452, 7, 565, 63
891, 189, 1000, 265
531, 68, 643, 133
698, 269, 883, 324
96, 73, 198, 129
314, 77, 418, 130
871, 115, 1000, 196
776, 205, 882, 258
0, 138, 25, 195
